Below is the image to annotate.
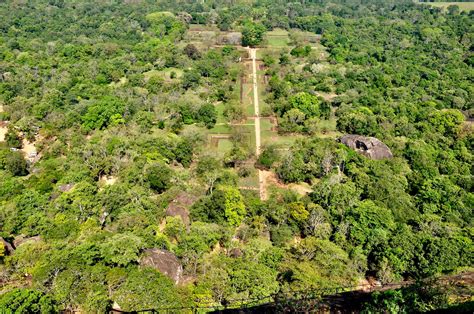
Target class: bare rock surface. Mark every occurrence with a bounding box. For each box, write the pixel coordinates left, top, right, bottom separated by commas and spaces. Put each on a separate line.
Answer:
340, 134, 393, 160
139, 249, 183, 284
0, 237, 14, 255
165, 192, 198, 226
13, 235, 41, 248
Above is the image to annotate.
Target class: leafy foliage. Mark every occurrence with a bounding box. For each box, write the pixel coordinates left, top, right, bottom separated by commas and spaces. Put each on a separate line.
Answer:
0, 1, 471, 312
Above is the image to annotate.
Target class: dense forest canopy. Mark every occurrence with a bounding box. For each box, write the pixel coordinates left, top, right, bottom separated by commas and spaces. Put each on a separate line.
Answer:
0, 0, 472, 312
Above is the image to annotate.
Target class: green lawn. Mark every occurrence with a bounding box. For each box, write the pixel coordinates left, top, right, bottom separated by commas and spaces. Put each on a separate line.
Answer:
256, 47, 288, 59
143, 68, 183, 81
241, 83, 255, 116
233, 125, 255, 150
266, 36, 290, 47
161, 68, 183, 79
265, 29, 290, 47
209, 124, 232, 134
217, 138, 233, 155
214, 102, 227, 124
244, 118, 255, 125
260, 118, 273, 132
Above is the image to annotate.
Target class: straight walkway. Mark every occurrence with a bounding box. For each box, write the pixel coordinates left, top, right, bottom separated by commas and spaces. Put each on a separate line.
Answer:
249, 48, 266, 200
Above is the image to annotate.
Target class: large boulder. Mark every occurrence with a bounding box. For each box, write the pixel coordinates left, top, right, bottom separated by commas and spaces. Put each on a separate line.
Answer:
340, 135, 393, 160
13, 235, 41, 248
139, 249, 183, 284
165, 192, 198, 226
0, 237, 14, 255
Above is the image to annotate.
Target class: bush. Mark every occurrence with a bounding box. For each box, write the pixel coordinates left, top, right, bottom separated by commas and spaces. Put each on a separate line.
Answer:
146, 163, 174, 193
257, 145, 279, 169
0, 289, 57, 313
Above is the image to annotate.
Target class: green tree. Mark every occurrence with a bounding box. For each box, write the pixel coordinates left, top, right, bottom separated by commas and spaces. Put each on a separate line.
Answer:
1, 150, 28, 176
184, 43, 201, 60
146, 163, 174, 193
257, 145, 279, 169
221, 185, 247, 226
427, 109, 464, 137
111, 268, 184, 311
5, 127, 22, 148
81, 97, 125, 131
100, 233, 143, 266
288, 92, 321, 118
197, 103, 217, 129
242, 22, 266, 47
346, 200, 395, 251
146, 12, 186, 40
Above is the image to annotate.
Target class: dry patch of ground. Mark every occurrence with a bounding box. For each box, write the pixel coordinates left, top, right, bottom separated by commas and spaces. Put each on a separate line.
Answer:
99, 175, 117, 186
315, 92, 338, 101
262, 170, 313, 196
0, 121, 8, 142
21, 138, 37, 161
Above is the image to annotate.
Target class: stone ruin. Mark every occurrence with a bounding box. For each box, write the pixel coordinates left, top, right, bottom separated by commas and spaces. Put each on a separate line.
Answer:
340, 134, 393, 160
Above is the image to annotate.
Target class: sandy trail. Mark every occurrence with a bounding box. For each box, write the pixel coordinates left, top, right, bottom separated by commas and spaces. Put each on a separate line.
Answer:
0, 105, 6, 142
0, 123, 7, 142
249, 48, 266, 200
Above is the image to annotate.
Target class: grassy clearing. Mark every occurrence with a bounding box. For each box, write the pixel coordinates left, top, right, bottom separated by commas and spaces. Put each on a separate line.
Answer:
257, 47, 288, 59
239, 171, 260, 188
241, 82, 255, 116
233, 124, 256, 150
420, 2, 474, 11
265, 29, 290, 47
185, 26, 217, 45
217, 138, 233, 155
245, 118, 255, 125
214, 102, 227, 124
266, 36, 290, 48
269, 134, 304, 146
143, 68, 183, 81
290, 29, 320, 44
260, 118, 273, 132
260, 125, 304, 147
162, 68, 183, 79
209, 124, 232, 134
188, 24, 219, 31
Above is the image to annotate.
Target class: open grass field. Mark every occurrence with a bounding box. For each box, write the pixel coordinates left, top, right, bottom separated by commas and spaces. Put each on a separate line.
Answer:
188, 24, 219, 31
241, 82, 255, 116
290, 29, 320, 44
217, 138, 233, 155
208, 123, 232, 134
214, 103, 227, 124
143, 68, 183, 81
234, 124, 256, 150
420, 2, 474, 11
238, 168, 260, 188
264, 28, 290, 48
266, 36, 290, 47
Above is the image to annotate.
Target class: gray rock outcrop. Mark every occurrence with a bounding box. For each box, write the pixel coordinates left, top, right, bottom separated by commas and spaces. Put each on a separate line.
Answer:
139, 249, 183, 285
340, 135, 393, 160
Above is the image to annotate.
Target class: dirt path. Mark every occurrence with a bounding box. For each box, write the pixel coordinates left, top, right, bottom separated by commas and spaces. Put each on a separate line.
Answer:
249, 48, 266, 200
0, 105, 7, 142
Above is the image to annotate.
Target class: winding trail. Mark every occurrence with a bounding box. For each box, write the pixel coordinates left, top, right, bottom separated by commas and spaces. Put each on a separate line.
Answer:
249, 48, 265, 200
